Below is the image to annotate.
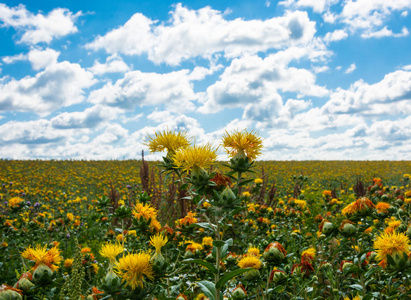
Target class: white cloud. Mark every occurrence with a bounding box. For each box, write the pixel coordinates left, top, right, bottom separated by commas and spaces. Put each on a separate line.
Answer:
401, 11, 408, 17
88, 54, 130, 75
345, 63, 356, 74
312, 65, 330, 73
88, 69, 197, 112
0, 61, 96, 115
361, 26, 409, 39
324, 70, 411, 116
323, 29, 348, 43
280, 0, 339, 13
2, 53, 27, 64
28, 48, 60, 70
0, 3, 81, 44
50, 105, 121, 129
86, 4, 316, 65
199, 54, 328, 113
341, 0, 411, 38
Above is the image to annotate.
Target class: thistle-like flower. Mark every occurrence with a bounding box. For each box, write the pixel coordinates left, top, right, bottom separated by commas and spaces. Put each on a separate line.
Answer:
222, 129, 263, 161
100, 243, 124, 265
115, 252, 154, 290
21, 244, 62, 272
172, 144, 218, 173
144, 130, 191, 156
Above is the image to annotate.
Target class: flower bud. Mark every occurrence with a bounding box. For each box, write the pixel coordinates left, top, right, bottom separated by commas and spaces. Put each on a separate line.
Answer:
322, 221, 334, 235
232, 284, 247, 300
243, 269, 260, 281
32, 264, 53, 284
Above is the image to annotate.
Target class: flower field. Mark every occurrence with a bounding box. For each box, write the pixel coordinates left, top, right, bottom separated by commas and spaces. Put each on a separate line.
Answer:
1, 130, 411, 300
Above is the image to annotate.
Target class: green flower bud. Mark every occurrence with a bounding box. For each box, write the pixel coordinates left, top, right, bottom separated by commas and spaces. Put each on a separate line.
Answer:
243, 269, 260, 281
32, 264, 53, 285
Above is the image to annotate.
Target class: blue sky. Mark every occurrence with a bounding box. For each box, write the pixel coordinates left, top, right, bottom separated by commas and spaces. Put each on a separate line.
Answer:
0, 0, 410, 160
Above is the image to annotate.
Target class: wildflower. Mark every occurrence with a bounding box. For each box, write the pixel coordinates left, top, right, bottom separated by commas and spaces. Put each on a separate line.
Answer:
210, 171, 232, 188
100, 243, 124, 265
150, 233, 168, 261
254, 178, 263, 184
0, 284, 23, 299
64, 259, 73, 268
202, 237, 213, 248
247, 246, 260, 257
322, 190, 332, 197
376, 202, 390, 213
81, 247, 91, 254
222, 129, 263, 161
116, 234, 124, 242
8, 197, 24, 208
172, 144, 218, 173
144, 129, 191, 155
66, 213, 74, 221
133, 202, 158, 221
263, 242, 287, 262
242, 191, 251, 197
115, 252, 154, 289
21, 244, 62, 272
232, 284, 247, 299
238, 255, 262, 269
177, 211, 197, 227
374, 231, 410, 268
186, 241, 203, 253
301, 248, 316, 261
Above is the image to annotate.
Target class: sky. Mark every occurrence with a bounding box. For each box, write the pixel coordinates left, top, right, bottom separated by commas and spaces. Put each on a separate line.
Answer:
0, 0, 410, 160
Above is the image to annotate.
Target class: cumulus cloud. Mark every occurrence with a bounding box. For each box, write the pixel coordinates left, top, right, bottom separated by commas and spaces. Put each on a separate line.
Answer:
324, 70, 411, 116
2, 53, 27, 64
0, 3, 81, 44
86, 4, 316, 65
345, 63, 356, 74
88, 69, 198, 112
0, 61, 96, 115
28, 48, 60, 70
88, 54, 130, 75
340, 0, 411, 38
199, 53, 328, 114
323, 29, 348, 43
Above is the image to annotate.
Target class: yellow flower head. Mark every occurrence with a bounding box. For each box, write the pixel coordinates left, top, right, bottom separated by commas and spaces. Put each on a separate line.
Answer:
342, 201, 357, 216
376, 202, 390, 213
8, 197, 24, 208
144, 129, 191, 155
172, 144, 218, 173
222, 129, 263, 161
21, 244, 62, 272
301, 248, 316, 260
133, 202, 158, 221
81, 247, 91, 254
238, 255, 262, 269
202, 237, 213, 247
115, 252, 154, 290
247, 246, 260, 257
374, 231, 410, 266
64, 258, 73, 268
150, 233, 168, 255
100, 243, 124, 264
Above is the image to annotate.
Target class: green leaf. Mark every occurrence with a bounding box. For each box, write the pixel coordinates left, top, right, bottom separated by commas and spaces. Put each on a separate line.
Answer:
349, 284, 363, 292
197, 280, 216, 300
182, 259, 217, 274
238, 178, 255, 186
195, 222, 217, 231
216, 268, 253, 289
213, 240, 225, 248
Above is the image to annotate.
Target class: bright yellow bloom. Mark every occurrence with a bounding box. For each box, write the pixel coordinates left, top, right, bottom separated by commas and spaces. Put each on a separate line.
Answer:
100, 243, 124, 264
144, 129, 191, 154
81, 247, 91, 254
186, 241, 203, 253
8, 197, 23, 208
344, 296, 362, 300
64, 258, 73, 268
254, 178, 263, 184
238, 255, 262, 269
21, 244, 62, 271
150, 233, 168, 256
247, 246, 260, 257
172, 144, 218, 173
374, 231, 410, 266
376, 202, 390, 213
222, 129, 263, 161
294, 199, 307, 210
387, 220, 401, 230
301, 248, 316, 260
202, 237, 213, 247
133, 202, 158, 221
115, 252, 154, 289
342, 201, 357, 216
67, 213, 74, 221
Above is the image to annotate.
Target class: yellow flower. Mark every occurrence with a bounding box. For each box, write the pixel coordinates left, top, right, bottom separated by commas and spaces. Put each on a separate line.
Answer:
64, 258, 73, 268
144, 129, 191, 154
133, 202, 158, 221
116, 234, 124, 242
21, 244, 62, 271
376, 202, 390, 213
301, 248, 316, 260
186, 241, 203, 253
150, 233, 168, 258
81, 247, 91, 254
115, 252, 154, 289
202, 237, 213, 247
172, 144, 218, 173
8, 197, 23, 208
294, 199, 307, 210
67, 213, 74, 221
374, 231, 410, 266
254, 178, 263, 184
247, 246, 260, 257
222, 129, 263, 161
238, 255, 262, 269
100, 243, 124, 264
242, 191, 251, 197
342, 201, 357, 216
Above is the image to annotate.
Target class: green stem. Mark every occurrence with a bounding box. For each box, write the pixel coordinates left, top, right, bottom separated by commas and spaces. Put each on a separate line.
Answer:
264, 266, 273, 300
